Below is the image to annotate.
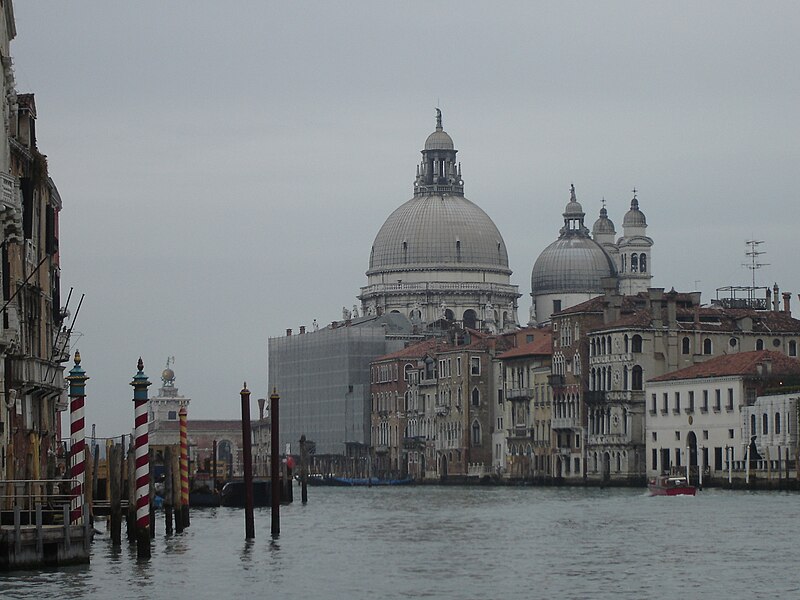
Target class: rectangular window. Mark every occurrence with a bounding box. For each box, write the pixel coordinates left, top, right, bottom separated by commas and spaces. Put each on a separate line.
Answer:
714, 389, 721, 412
688, 391, 695, 413
673, 392, 681, 414
456, 357, 462, 376
702, 390, 709, 413
652, 448, 658, 470
728, 429, 734, 439
661, 393, 668, 414
553, 299, 562, 313
726, 388, 734, 411
714, 447, 723, 471
470, 357, 480, 376
652, 431, 657, 441
575, 434, 580, 448
675, 448, 681, 467
703, 430, 709, 440
650, 393, 657, 415
497, 389, 503, 404
675, 431, 681, 441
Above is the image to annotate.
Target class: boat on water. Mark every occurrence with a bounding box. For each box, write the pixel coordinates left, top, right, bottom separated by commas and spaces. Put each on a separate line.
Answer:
647, 475, 696, 496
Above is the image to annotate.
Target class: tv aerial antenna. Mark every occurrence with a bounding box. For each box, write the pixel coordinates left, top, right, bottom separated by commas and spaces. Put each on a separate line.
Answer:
743, 239, 768, 289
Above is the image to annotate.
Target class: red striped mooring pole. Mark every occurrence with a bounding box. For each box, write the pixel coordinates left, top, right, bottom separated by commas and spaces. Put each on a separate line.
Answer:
179, 406, 189, 528
131, 358, 152, 559
67, 351, 89, 524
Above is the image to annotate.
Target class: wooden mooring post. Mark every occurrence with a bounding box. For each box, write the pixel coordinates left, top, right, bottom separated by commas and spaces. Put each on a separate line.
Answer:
270, 388, 280, 537
109, 443, 122, 545
240, 383, 255, 539
300, 434, 308, 504
164, 446, 174, 535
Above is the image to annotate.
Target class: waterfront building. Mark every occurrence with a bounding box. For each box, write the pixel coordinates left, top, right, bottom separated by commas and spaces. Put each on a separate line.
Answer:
370, 338, 445, 479
359, 110, 521, 331
530, 185, 653, 325
148, 359, 190, 448
268, 313, 415, 463
0, 13, 69, 481
646, 351, 800, 480
553, 286, 800, 483
496, 327, 553, 479
741, 390, 799, 474
370, 327, 515, 481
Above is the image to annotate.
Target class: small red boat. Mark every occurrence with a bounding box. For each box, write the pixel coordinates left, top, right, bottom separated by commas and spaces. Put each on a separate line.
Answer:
647, 475, 696, 496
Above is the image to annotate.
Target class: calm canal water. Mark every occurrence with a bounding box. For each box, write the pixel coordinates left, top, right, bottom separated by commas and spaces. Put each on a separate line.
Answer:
2, 485, 799, 599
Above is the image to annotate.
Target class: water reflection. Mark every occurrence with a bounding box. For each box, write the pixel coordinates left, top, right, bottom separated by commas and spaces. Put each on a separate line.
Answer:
2, 488, 800, 599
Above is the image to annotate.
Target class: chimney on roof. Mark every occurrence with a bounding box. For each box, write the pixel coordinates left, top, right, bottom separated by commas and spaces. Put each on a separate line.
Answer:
773, 283, 780, 311
782, 292, 791, 314
667, 295, 677, 327
300, 325, 306, 334
286, 328, 292, 336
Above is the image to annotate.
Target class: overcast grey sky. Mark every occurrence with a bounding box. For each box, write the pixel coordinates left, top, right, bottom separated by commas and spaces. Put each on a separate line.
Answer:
10, 1, 800, 437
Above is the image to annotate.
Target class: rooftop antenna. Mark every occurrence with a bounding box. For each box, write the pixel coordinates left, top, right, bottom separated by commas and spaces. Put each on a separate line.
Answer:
743, 239, 768, 289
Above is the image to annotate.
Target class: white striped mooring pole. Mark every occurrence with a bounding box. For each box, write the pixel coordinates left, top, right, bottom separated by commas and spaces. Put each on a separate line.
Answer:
67, 351, 89, 525
179, 406, 189, 528
131, 358, 152, 559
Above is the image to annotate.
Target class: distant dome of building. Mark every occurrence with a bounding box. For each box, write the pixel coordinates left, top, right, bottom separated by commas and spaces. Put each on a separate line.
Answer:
367, 109, 509, 275
424, 129, 454, 151
531, 185, 617, 296
592, 205, 616, 236
531, 236, 616, 295
360, 110, 520, 330
623, 195, 647, 227
368, 195, 510, 273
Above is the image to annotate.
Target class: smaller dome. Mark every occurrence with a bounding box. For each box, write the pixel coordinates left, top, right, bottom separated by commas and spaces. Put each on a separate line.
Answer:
593, 206, 616, 235
425, 129, 454, 150
162, 368, 175, 382
563, 184, 583, 216
623, 196, 647, 227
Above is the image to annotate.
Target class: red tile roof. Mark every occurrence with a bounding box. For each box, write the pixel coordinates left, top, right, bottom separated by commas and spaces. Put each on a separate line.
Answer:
497, 331, 553, 359
649, 350, 800, 382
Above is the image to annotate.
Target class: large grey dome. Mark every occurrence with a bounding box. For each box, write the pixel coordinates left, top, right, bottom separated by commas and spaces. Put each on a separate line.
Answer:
531, 237, 616, 295
368, 195, 510, 274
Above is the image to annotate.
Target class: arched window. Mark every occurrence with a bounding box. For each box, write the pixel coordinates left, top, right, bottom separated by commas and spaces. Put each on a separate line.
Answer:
750, 414, 756, 436
763, 413, 769, 435
631, 254, 638, 272
632, 335, 643, 353
471, 387, 480, 407
775, 412, 781, 435
463, 309, 477, 329
471, 421, 481, 446
682, 337, 690, 355
621, 254, 627, 272
756, 339, 764, 351
623, 366, 629, 390
632, 365, 643, 391
640, 253, 647, 272
624, 335, 629, 353
703, 338, 712, 355
790, 340, 797, 357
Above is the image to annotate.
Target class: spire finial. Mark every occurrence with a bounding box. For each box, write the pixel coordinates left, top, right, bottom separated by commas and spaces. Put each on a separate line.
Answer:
435, 107, 442, 130
601, 196, 606, 208
137, 357, 144, 372
74, 350, 82, 365
632, 187, 637, 198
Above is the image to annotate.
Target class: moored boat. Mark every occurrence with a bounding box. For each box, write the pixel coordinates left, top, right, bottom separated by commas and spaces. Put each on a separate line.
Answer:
647, 475, 696, 496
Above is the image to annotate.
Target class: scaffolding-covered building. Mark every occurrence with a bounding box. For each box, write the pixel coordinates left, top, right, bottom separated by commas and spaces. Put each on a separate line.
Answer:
268, 313, 417, 463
